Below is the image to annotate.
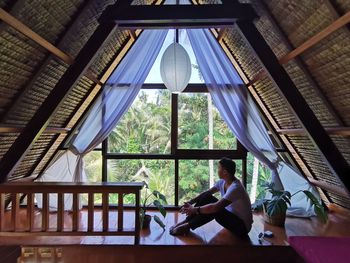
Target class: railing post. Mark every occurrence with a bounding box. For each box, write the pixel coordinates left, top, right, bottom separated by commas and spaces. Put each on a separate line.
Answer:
11, 193, 19, 231
27, 193, 34, 231
102, 192, 109, 232
0, 193, 5, 231
42, 193, 49, 231
118, 193, 123, 231
135, 190, 140, 245
88, 193, 94, 232
72, 193, 79, 232
57, 193, 64, 232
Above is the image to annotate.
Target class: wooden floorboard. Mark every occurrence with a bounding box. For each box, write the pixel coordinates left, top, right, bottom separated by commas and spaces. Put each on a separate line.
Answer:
0, 208, 349, 246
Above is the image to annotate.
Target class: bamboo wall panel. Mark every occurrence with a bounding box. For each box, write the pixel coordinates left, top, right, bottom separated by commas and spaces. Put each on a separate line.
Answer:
3, 58, 68, 125
9, 134, 56, 180
333, 0, 350, 13
0, 133, 18, 160
0, 28, 46, 113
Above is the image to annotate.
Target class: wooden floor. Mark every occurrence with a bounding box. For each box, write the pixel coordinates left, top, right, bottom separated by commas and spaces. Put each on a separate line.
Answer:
1, 208, 350, 246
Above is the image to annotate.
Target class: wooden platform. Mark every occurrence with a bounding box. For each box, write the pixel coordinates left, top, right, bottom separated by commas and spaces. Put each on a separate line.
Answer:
0, 208, 350, 246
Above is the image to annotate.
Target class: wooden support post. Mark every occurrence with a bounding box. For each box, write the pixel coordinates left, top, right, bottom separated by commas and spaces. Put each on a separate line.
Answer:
118, 193, 123, 231
88, 193, 94, 232
57, 193, 64, 232
27, 193, 34, 231
235, 21, 350, 193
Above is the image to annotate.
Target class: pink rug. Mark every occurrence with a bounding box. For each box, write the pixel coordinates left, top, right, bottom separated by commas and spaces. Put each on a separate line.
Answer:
289, 236, 350, 263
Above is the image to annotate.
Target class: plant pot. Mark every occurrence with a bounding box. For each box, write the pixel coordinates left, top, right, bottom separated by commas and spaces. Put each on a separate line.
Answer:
142, 214, 152, 229
263, 204, 286, 227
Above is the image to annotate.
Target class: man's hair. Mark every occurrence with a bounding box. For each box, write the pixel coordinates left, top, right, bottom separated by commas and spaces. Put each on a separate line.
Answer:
219, 157, 236, 178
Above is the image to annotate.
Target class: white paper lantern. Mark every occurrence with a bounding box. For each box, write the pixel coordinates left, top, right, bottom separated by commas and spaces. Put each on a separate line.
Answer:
160, 42, 192, 93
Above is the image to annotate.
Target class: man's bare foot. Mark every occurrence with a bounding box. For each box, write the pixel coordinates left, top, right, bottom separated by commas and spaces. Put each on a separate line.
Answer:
169, 220, 187, 232
169, 223, 190, 236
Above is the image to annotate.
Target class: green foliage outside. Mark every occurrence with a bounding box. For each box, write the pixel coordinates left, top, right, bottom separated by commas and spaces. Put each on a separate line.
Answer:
83, 89, 271, 205
178, 93, 237, 150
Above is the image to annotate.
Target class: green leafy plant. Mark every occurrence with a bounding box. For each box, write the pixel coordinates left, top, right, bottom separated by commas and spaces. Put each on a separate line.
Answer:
140, 182, 168, 230
255, 182, 327, 224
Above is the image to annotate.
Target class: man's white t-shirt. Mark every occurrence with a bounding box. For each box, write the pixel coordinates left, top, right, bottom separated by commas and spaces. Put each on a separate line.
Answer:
214, 179, 253, 231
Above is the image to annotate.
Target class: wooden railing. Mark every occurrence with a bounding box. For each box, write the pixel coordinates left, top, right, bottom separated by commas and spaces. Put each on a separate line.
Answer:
0, 182, 144, 244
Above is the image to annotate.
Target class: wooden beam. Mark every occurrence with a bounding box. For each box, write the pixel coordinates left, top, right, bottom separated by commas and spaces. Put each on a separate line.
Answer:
324, 0, 350, 34
276, 127, 350, 136
278, 11, 350, 64
0, 8, 73, 64
256, 0, 345, 126
327, 203, 350, 217
235, 21, 350, 193
236, 6, 350, 125
0, 125, 70, 134
309, 178, 349, 199
0, 8, 103, 87
0, 22, 118, 182
217, 28, 227, 42
246, 70, 267, 87
101, 3, 257, 28
128, 30, 136, 41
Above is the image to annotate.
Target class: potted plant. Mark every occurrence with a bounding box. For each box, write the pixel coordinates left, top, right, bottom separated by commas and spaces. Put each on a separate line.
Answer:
254, 183, 328, 227
140, 182, 168, 230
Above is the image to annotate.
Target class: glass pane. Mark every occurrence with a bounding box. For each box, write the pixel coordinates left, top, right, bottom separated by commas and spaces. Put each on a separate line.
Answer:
108, 89, 171, 154
179, 159, 242, 205
83, 151, 102, 205
178, 93, 236, 149
246, 153, 271, 204
107, 159, 175, 205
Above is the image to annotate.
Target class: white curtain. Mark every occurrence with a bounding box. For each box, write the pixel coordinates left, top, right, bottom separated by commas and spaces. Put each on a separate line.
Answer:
36, 29, 168, 210
187, 28, 319, 216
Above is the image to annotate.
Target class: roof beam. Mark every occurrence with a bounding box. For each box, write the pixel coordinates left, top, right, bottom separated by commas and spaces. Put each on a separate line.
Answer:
0, 125, 70, 134
235, 20, 350, 193
278, 10, 350, 64
0, 21, 118, 182
255, 0, 345, 126
101, 3, 257, 28
0, 8, 73, 64
309, 178, 350, 199
0, 8, 103, 86
276, 127, 350, 136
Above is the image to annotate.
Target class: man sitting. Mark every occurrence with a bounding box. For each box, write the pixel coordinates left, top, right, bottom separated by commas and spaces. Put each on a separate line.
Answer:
170, 157, 253, 238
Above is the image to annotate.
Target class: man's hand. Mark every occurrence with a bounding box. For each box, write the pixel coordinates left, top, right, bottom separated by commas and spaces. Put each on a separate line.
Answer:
180, 202, 197, 217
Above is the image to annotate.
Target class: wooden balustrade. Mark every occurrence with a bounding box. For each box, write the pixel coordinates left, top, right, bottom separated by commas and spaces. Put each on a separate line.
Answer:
0, 182, 143, 244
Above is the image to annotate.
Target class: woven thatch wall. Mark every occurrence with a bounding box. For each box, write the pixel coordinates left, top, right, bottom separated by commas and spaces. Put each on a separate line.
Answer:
222, 0, 350, 208
0, 0, 84, 169
0, 0, 132, 180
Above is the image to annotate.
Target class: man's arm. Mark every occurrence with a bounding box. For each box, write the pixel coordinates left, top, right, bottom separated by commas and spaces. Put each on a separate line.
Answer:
187, 186, 218, 205
182, 198, 231, 216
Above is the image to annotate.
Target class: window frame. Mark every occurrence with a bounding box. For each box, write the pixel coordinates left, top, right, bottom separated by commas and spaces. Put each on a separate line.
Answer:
102, 83, 248, 206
